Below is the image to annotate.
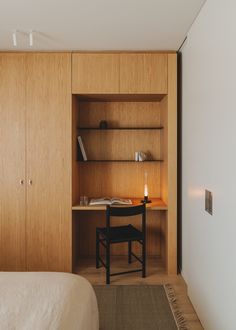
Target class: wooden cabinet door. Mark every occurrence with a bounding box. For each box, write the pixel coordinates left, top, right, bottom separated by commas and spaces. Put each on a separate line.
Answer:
0, 54, 26, 270
26, 53, 72, 272
120, 53, 168, 94
72, 53, 120, 94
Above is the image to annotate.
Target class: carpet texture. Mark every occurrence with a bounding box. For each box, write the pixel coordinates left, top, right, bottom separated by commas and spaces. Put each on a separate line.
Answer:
94, 285, 186, 330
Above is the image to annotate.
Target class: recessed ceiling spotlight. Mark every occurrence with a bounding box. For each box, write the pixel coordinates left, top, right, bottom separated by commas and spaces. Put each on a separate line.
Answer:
12, 30, 17, 47
29, 30, 33, 47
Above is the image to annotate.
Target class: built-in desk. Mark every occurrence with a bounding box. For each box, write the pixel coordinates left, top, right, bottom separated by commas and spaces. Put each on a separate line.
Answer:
72, 198, 168, 273
72, 198, 167, 211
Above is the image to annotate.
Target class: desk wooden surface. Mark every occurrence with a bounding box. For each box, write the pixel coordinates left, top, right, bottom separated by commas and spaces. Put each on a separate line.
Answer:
72, 198, 167, 211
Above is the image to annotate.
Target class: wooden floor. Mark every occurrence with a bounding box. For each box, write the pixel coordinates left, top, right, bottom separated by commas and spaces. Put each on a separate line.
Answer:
74, 256, 203, 330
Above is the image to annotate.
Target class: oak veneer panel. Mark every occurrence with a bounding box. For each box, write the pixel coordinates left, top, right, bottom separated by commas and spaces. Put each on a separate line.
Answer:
80, 130, 161, 161
0, 54, 26, 271
159, 55, 177, 274
76, 99, 161, 197
78, 100, 161, 160
166, 54, 177, 274
79, 162, 161, 198
76, 211, 162, 257
72, 95, 80, 205
160, 95, 168, 204
72, 96, 81, 270
26, 53, 72, 272
159, 54, 177, 274
120, 54, 168, 94
78, 101, 161, 128
72, 54, 120, 94
160, 211, 167, 269
160, 96, 168, 268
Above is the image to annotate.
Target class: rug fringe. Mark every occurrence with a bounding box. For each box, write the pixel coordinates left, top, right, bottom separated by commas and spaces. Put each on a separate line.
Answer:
164, 284, 188, 330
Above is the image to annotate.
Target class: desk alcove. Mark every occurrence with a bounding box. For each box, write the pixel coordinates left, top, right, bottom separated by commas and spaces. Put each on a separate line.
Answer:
72, 199, 169, 276
71, 53, 177, 276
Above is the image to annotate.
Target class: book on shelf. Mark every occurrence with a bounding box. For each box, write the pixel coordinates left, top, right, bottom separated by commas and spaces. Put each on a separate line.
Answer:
77, 136, 87, 161
89, 197, 132, 206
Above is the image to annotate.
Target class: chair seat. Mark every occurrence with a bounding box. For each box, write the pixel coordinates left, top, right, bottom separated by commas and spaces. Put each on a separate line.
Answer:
97, 224, 143, 243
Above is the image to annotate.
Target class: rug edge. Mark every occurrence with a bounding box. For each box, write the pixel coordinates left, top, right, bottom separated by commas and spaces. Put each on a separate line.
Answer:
164, 284, 188, 330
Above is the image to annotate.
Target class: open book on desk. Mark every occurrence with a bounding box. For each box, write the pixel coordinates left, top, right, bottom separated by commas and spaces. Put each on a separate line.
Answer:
89, 197, 132, 206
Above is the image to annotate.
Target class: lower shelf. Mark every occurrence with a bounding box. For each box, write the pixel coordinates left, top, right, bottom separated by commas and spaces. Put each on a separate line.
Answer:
72, 198, 167, 211
78, 160, 163, 162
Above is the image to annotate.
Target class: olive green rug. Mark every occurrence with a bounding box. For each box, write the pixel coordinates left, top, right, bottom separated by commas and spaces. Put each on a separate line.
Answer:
94, 285, 187, 330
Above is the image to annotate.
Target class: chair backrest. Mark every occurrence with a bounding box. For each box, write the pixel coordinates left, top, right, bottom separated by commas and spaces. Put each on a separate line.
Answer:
106, 203, 146, 233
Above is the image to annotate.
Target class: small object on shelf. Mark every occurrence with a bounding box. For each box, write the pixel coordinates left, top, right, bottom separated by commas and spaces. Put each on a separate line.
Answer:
79, 196, 84, 206
77, 136, 87, 161
99, 120, 108, 129
79, 196, 89, 205
135, 151, 148, 161
138, 152, 147, 161
141, 171, 152, 203
83, 196, 89, 206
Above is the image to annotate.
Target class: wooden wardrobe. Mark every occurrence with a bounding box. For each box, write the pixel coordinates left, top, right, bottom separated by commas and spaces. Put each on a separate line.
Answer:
0, 51, 177, 275
0, 53, 72, 272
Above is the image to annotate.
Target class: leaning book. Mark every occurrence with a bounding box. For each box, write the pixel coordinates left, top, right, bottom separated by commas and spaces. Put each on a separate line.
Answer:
77, 136, 87, 161
89, 197, 132, 206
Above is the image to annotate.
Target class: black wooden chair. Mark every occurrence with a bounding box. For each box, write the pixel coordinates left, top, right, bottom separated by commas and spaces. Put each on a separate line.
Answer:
96, 203, 146, 284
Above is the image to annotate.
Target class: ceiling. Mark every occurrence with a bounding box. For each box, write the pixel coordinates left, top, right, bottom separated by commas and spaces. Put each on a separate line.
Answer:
0, 0, 206, 51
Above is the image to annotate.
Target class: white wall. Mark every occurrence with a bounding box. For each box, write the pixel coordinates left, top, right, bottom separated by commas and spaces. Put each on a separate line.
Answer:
181, 0, 236, 329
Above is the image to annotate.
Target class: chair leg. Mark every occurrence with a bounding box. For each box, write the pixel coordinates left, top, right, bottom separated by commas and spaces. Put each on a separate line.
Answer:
106, 240, 110, 284
142, 238, 146, 278
96, 231, 100, 269
128, 241, 132, 264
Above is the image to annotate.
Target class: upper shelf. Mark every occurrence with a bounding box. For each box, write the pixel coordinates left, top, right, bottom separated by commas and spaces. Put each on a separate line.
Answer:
75, 94, 166, 102
77, 127, 163, 130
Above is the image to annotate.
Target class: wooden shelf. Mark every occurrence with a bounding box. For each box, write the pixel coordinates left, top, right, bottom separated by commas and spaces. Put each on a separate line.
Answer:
78, 160, 163, 163
72, 198, 167, 211
77, 127, 163, 130
76, 94, 166, 102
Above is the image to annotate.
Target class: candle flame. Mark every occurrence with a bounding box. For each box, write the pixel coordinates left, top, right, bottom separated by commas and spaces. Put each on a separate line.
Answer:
144, 184, 148, 197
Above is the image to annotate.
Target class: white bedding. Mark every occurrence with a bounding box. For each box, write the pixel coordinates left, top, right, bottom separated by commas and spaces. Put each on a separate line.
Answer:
0, 272, 99, 330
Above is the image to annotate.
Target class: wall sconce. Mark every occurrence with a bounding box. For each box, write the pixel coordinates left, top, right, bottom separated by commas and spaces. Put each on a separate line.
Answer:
141, 171, 151, 203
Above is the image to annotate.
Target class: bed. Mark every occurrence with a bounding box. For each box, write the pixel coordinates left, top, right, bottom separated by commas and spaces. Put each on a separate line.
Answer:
0, 272, 99, 330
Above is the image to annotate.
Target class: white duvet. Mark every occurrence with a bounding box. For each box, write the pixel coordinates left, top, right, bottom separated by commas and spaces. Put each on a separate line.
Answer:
0, 272, 99, 330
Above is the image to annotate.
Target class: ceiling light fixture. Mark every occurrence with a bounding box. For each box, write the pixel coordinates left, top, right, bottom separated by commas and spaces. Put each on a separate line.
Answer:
29, 30, 33, 47
12, 30, 17, 47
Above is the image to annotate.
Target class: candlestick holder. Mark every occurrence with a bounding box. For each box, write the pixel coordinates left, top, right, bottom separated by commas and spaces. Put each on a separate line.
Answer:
141, 196, 152, 203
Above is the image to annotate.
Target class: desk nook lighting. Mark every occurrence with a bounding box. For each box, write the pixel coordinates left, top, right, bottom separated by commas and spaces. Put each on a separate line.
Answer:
141, 171, 151, 204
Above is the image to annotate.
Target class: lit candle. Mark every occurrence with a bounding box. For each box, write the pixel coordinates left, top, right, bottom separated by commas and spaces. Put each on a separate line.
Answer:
144, 171, 148, 198
144, 184, 148, 197
142, 171, 151, 203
